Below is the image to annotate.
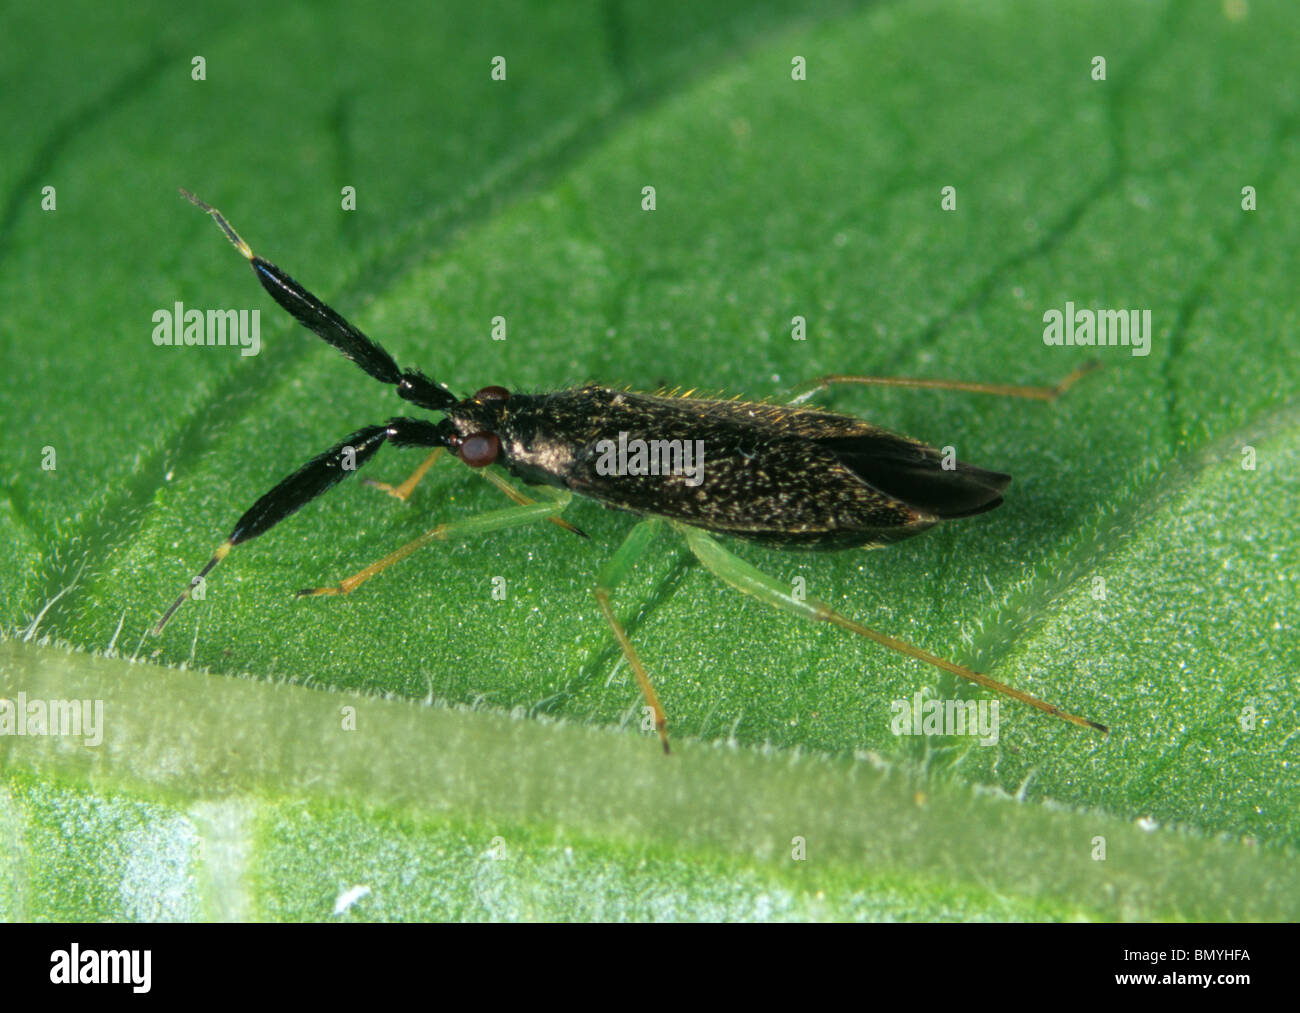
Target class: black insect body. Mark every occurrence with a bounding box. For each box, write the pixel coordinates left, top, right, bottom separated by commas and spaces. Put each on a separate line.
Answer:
156, 191, 1107, 751
463, 384, 1010, 548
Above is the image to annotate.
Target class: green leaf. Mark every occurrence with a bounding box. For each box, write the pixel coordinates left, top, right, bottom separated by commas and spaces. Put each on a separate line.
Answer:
4, 639, 1298, 920
2, 0, 1297, 919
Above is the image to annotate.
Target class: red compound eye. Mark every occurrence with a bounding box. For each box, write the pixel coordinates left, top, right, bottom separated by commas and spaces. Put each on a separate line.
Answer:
474, 385, 510, 402
459, 431, 500, 467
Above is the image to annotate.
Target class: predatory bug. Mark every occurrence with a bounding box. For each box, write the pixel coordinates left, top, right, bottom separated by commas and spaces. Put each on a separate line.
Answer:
155, 190, 1108, 752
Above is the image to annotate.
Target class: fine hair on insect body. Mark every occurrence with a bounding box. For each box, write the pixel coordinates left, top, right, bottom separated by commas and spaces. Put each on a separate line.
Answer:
155, 190, 1108, 752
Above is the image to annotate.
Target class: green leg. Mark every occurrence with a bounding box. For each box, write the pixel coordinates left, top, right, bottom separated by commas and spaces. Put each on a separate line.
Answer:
296, 489, 573, 597
593, 518, 672, 753
366, 448, 586, 538
679, 524, 1107, 733
783, 363, 1102, 406
363, 447, 447, 501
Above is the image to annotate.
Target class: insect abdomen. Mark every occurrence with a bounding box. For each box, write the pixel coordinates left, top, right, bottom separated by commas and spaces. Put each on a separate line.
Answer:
497, 387, 1007, 547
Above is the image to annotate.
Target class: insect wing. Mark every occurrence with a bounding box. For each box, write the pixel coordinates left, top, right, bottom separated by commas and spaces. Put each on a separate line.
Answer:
816, 431, 1010, 519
